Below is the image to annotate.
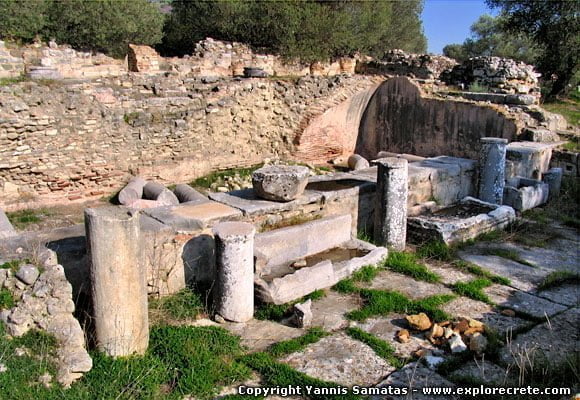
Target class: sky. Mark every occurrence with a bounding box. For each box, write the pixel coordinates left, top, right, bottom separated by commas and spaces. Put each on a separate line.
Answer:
422, 0, 496, 54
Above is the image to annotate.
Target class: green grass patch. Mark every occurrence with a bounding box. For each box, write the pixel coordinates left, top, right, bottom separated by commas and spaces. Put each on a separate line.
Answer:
451, 260, 511, 285
383, 251, 441, 283
350, 265, 379, 283
346, 288, 454, 322
239, 352, 361, 400
268, 327, 328, 358
254, 290, 326, 321
345, 327, 404, 368
6, 208, 52, 229
452, 278, 493, 305
0, 289, 15, 310
481, 248, 536, 268
0, 259, 26, 273
190, 165, 262, 189
416, 240, 455, 261
356, 229, 374, 244
0, 76, 26, 86
149, 288, 206, 324
542, 95, 579, 127
538, 270, 580, 291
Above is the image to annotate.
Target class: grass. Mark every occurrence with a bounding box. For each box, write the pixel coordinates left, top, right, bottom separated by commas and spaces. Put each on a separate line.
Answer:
538, 270, 580, 291
0, 323, 252, 400
522, 177, 580, 230
345, 327, 404, 368
254, 290, 326, 321
481, 248, 536, 268
190, 165, 262, 189
149, 288, 206, 324
542, 92, 579, 128
451, 260, 511, 285
0, 289, 15, 310
267, 327, 328, 358
382, 251, 441, 283
416, 240, 455, 262
356, 229, 375, 244
6, 208, 52, 229
451, 278, 494, 305
350, 265, 379, 283
0, 76, 26, 86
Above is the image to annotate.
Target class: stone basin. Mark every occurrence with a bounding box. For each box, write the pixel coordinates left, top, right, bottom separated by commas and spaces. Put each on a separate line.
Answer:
254, 214, 387, 304
407, 197, 516, 245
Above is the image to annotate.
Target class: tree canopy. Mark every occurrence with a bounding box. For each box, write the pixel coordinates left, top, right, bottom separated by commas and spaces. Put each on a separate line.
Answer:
160, 0, 427, 62
443, 14, 538, 64
486, 0, 579, 96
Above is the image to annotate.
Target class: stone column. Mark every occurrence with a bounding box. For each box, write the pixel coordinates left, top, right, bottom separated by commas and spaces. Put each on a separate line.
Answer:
213, 222, 255, 322
543, 167, 563, 201
85, 207, 148, 356
118, 176, 147, 205
478, 137, 508, 204
374, 157, 408, 251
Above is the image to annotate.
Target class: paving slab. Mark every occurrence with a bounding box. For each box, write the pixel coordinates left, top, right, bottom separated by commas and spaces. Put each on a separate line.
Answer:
209, 188, 323, 216
449, 360, 514, 386
458, 253, 551, 292
441, 297, 531, 334
310, 291, 361, 331
423, 261, 476, 285
352, 314, 436, 359
536, 283, 580, 307
144, 201, 242, 231
500, 307, 580, 367
280, 333, 395, 386
224, 319, 304, 352
373, 362, 458, 400
360, 269, 453, 300
484, 284, 568, 318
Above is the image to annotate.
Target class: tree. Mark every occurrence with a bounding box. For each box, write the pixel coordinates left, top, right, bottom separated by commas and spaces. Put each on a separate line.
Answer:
160, 0, 427, 61
0, 0, 47, 43
486, 0, 580, 96
45, 0, 165, 58
443, 14, 537, 64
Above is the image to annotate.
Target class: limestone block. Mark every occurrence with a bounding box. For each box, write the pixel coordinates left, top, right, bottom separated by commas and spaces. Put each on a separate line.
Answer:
347, 154, 370, 171
503, 177, 549, 211
252, 165, 310, 202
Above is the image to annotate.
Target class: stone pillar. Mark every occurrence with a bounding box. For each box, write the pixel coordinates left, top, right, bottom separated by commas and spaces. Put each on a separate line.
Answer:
213, 222, 255, 322
85, 207, 148, 356
543, 167, 563, 201
374, 157, 408, 251
478, 138, 508, 204
118, 176, 147, 205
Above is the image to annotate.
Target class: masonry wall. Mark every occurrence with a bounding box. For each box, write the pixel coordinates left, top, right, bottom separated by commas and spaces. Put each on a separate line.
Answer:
0, 74, 378, 210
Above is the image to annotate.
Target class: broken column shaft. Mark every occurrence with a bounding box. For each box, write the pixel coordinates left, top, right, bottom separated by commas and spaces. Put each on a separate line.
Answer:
213, 222, 255, 322
85, 207, 149, 356
478, 137, 508, 204
374, 157, 408, 251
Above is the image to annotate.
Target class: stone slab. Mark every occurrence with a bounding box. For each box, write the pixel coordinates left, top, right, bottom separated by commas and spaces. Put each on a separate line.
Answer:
458, 253, 551, 292
224, 319, 304, 352
449, 360, 514, 386
360, 269, 453, 300
374, 362, 458, 400
144, 200, 242, 231
310, 291, 361, 332
484, 284, 567, 318
536, 284, 580, 307
422, 261, 476, 285
280, 333, 395, 386
209, 188, 323, 216
500, 307, 580, 367
353, 314, 436, 359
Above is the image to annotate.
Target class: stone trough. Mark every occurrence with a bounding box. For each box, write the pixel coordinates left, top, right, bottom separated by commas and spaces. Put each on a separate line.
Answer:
407, 197, 516, 245
503, 177, 549, 212
254, 214, 387, 304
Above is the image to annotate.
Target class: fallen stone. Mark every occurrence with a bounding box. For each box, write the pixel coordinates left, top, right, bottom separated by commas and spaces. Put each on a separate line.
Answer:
449, 333, 467, 353
425, 355, 446, 369
397, 329, 411, 343
347, 154, 370, 170
117, 176, 147, 205
426, 323, 444, 342
280, 333, 395, 386
0, 209, 17, 238
406, 313, 432, 331
252, 165, 310, 202
501, 309, 516, 317
469, 332, 488, 355
450, 360, 513, 386
15, 264, 39, 285
291, 299, 313, 328
143, 181, 179, 205
173, 184, 208, 203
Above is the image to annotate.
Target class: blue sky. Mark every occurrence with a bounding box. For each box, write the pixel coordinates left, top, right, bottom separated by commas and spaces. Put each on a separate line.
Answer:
422, 0, 495, 54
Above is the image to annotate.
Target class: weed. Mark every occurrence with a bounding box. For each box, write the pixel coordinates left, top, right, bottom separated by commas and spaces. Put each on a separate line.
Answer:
452, 278, 494, 305
356, 229, 374, 244
451, 260, 511, 285
538, 270, 580, 290
268, 327, 328, 357
350, 265, 379, 283
332, 278, 359, 294
0, 75, 26, 86
149, 288, 205, 324
346, 288, 454, 322
6, 208, 51, 229
0, 259, 25, 273
190, 165, 262, 189
0, 289, 15, 310
254, 290, 326, 321
383, 251, 441, 283
416, 240, 455, 261
468, 82, 490, 93
346, 327, 404, 368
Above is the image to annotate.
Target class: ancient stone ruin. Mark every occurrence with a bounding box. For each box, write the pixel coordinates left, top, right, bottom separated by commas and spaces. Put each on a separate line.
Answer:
0, 37, 578, 396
